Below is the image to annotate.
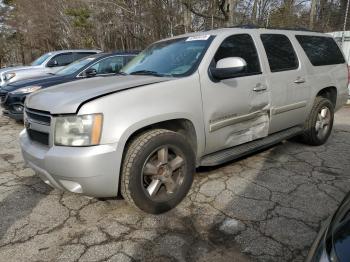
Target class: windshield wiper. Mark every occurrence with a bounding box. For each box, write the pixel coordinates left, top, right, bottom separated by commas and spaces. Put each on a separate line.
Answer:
129, 70, 165, 77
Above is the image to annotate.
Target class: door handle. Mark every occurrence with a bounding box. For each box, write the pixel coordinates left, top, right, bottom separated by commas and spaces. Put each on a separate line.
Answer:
294, 77, 306, 84
253, 83, 267, 92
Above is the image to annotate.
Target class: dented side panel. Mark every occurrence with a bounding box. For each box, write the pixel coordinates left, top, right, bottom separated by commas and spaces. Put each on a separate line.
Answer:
198, 32, 271, 155
200, 73, 271, 154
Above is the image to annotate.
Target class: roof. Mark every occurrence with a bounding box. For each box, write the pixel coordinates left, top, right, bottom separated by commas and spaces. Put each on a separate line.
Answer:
88, 51, 140, 59
159, 26, 329, 42
47, 49, 103, 55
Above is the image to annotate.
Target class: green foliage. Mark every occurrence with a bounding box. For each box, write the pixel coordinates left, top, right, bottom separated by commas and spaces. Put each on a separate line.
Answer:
3, 0, 14, 5
65, 8, 91, 29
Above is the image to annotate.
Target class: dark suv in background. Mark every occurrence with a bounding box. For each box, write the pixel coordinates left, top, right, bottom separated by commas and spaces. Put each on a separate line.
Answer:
0, 51, 138, 120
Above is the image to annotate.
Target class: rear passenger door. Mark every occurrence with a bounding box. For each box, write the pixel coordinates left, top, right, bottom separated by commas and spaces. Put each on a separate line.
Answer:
201, 33, 271, 154
260, 34, 310, 133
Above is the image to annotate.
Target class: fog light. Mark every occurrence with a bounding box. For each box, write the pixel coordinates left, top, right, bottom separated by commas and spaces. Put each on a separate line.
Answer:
13, 105, 24, 113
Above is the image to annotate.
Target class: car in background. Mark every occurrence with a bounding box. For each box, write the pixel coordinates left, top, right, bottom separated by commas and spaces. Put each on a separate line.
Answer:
306, 192, 350, 262
0, 52, 138, 120
0, 49, 101, 87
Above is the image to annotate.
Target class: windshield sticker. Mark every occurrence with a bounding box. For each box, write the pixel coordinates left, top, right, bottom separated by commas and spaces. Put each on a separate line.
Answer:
186, 35, 211, 41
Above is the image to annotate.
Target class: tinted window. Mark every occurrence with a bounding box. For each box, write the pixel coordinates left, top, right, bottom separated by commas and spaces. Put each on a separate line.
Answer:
214, 34, 261, 74
90, 56, 125, 74
75, 52, 97, 60
296, 35, 345, 66
261, 34, 298, 72
49, 53, 74, 67
31, 53, 52, 66
124, 55, 136, 64
55, 57, 98, 76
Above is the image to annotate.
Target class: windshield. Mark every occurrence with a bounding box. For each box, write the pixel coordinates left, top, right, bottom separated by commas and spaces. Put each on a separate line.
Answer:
31, 53, 52, 66
55, 56, 98, 76
121, 35, 214, 77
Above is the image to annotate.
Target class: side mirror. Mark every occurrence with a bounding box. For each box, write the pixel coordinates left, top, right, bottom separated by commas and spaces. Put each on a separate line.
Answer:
85, 68, 98, 78
47, 60, 58, 67
210, 57, 247, 80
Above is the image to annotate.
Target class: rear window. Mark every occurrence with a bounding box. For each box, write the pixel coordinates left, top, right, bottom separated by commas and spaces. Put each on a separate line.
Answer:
296, 35, 345, 66
261, 34, 299, 72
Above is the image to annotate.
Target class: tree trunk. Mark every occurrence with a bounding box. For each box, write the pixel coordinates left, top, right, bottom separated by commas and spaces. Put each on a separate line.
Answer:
309, 0, 317, 29
252, 0, 258, 24
184, 6, 191, 32
226, 0, 235, 26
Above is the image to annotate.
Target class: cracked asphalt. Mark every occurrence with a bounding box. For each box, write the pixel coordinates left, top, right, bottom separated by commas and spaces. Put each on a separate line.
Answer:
0, 107, 350, 262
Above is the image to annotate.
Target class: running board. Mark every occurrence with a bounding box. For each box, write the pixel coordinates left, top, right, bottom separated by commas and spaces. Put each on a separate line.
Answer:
200, 126, 303, 166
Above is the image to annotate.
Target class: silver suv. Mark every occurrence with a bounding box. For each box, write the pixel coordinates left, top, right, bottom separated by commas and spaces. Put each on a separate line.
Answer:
20, 28, 349, 214
0, 50, 101, 87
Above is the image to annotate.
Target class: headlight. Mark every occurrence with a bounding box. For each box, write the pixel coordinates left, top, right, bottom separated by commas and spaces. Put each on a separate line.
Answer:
11, 85, 42, 94
4, 72, 16, 81
55, 114, 103, 146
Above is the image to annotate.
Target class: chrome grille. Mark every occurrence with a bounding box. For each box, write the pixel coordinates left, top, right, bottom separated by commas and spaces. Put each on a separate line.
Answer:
25, 108, 51, 126
25, 108, 52, 146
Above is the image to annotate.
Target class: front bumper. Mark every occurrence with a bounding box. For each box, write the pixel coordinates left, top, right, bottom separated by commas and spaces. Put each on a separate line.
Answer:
19, 129, 121, 197
1, 93, 26, 121
3, 110, 23, 121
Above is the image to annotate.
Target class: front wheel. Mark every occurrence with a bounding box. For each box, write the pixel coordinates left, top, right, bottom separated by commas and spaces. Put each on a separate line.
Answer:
301, 97, 334, 146
120, 129, 195, 214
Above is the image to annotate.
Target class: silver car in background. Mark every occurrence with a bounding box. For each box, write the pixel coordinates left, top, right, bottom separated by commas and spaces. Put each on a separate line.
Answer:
0, 49, 101, 87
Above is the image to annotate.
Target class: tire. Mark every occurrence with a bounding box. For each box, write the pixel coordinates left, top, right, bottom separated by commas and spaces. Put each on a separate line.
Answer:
120, 129, 195, 214
301, 97, 334, 146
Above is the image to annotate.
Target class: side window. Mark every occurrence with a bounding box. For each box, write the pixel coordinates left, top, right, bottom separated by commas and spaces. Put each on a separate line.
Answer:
295, 35, 345, 66
90, 56, 125, 74
124, 55, 136, 64
213, 34, 261, 75
75, 52, 97, 60
261, 34, 298, 72
48, 53, 74, 67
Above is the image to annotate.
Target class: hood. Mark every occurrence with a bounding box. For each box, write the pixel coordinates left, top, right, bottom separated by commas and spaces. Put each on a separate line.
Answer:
4, 74, 71, 92
0, 66, 36, 76
0, 66, 29, 74
26, 75, 173, 114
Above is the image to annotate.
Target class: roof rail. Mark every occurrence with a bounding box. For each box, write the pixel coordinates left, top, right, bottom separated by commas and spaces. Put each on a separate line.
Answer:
226, 24, 320, 33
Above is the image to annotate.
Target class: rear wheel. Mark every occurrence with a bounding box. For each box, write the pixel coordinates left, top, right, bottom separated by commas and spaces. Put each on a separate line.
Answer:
301, 97, 334, 146
120, 129, 195, 214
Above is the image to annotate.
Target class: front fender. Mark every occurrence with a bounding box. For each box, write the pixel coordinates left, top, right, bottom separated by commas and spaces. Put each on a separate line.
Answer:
78, 74, 205, 161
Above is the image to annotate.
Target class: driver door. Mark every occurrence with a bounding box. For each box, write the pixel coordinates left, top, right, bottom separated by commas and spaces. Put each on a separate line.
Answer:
200, 33, 271, 154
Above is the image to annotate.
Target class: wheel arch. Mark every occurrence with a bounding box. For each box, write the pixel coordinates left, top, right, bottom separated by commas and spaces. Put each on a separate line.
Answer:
316, 86, 337, 107
117, 114, 204, 167
122, 118, 199, 157
116, 117, 201, 196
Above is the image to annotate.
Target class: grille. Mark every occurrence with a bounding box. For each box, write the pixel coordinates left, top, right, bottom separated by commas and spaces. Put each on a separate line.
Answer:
25, 108, 51, 146
27, 129, 49, 146
26, 108, 51, 125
